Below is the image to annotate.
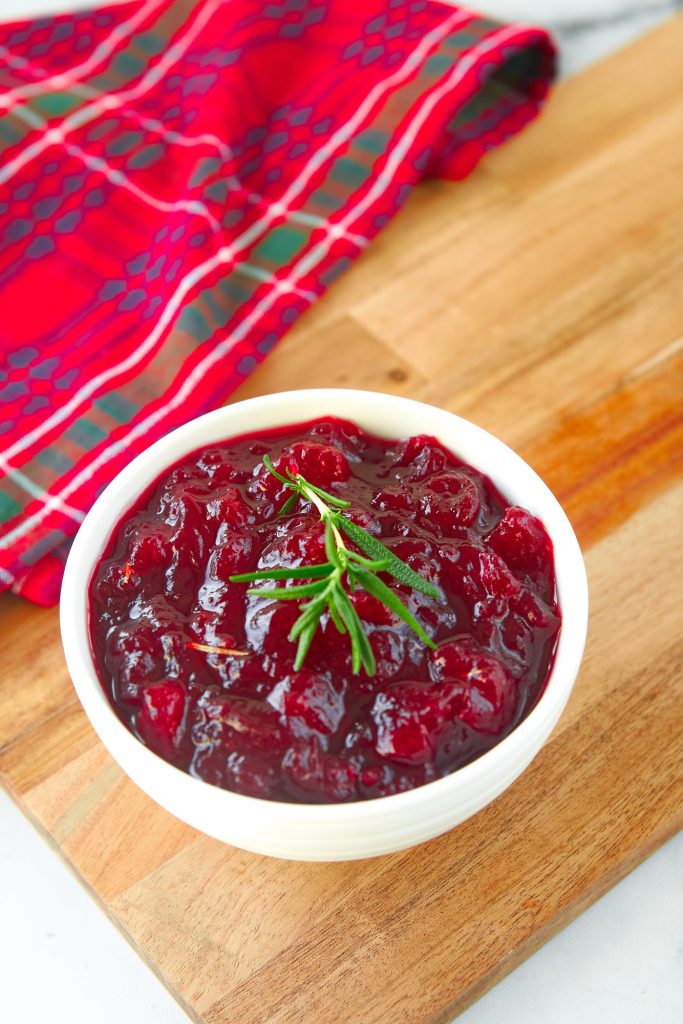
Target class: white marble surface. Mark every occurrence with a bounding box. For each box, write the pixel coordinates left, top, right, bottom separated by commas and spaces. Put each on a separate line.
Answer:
1, 2, 682, 1023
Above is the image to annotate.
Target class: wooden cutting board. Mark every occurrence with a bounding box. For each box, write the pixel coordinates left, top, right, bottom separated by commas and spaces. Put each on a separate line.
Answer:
2, 19, 682, 1024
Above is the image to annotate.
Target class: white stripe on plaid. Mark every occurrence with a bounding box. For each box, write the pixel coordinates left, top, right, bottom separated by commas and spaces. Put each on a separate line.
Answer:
0, 7, 469, 475
0, 455, 85, 524
0, 22, 525, 559
0, 0, 223, 187
65, 141, 222, 233
9, 102, 224, 233
0, 0, 167, 112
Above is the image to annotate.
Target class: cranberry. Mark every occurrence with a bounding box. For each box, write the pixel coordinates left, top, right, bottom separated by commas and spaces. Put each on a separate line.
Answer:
395, 435, 451, 481
210, 534, 256, 579
193, 692, 284, 754
105, 621, 164, 702
371, 486, 417, 515
486, 506, 555, 597
250, 441, 350, 507
344, 506, 379, 534
129, 532, 169, 574
417, 472, 480, 534
372, 680, 464, 765
269, 671, 346, 736
282, 737, 357, 801
191, 748, 280, 797
442, 543, 521, 608
288, 441, 351, 486
205, 486, 254, 528
137, 680, 186, 752
429, 638, 515, 734
351, 590, 395, 626
155, 479, 210, 523
91, 559, 136, 605
369, 630, 405, 677
164, 544, 201, 613
194, 447, 245, 485
499, 589, 560, 666
122, 516, 171, 574
222, 752, 281, 798
258, 518, 327, 570
245, 598, 299, 665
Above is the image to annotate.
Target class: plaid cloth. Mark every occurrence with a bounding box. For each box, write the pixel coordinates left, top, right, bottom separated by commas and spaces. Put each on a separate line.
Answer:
0, 0, 555, 606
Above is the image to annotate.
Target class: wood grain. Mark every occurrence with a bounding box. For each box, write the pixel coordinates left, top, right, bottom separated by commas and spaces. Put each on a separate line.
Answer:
2, 19, 683, 1024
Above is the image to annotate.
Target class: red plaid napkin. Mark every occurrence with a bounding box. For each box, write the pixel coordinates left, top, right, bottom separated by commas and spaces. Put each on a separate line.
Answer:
0, 0, 555, 605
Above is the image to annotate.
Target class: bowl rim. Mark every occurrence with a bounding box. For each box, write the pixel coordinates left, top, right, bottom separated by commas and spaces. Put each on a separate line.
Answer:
60, 388, 589, 824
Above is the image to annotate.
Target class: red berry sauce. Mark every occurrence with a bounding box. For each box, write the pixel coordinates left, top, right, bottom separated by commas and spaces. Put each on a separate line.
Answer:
88, 417, 561, 803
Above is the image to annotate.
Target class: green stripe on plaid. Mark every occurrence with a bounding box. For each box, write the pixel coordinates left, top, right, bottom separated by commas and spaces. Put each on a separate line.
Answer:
0, 1, 188, 153
0, 490, 22, 521
302, 19, 499, 221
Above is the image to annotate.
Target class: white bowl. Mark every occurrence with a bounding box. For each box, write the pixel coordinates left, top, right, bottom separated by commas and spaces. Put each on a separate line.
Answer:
61, 389, 588, 861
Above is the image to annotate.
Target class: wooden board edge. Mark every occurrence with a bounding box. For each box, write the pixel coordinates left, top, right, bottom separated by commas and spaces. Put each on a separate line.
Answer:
426, 812, 683, 1024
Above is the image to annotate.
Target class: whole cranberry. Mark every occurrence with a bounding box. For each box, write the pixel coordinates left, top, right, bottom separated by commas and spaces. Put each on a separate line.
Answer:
429, 638, 515, 734
193, 692, 285, 754
441, 543, 521, 609
206, 486, 254, 528
395, 435, 451, 481
245, 598, 299, 666
258, 518, 327, 570
250, 442, 350, 507
105, 620, 164, 702
195, 447, 248, 487
286, 441, 351, 488
371, 486, 417, 515
210, 533, 256, 579
371, 680, 464, 765
269, 671, 346, 736
418, 471, 480, 534
137, 680, 186, 753
124, 516, 171, 574
282, 736, 357, 801
486, 506, 555, 597
369, 630, 405, 678
499, 589, 560, 666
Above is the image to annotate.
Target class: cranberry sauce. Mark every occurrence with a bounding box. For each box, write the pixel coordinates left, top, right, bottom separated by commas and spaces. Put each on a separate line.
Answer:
88, 417, 561, 803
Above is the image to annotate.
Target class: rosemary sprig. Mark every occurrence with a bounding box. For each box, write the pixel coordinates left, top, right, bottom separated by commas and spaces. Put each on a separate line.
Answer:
229, 454, 444, 675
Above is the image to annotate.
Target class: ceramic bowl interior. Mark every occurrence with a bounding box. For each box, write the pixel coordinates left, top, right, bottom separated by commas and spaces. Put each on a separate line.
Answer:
60, 389, 589, 861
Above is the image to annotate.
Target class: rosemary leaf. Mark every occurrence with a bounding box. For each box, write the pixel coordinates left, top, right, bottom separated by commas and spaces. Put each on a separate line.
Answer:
351, 567, 436, 649
230, 562, 333, 582
278, 493, 299, 517
324, 519, 341, 568
262, 453, 289, 484
300, 481, 351, 508
246, 580, 328, 600
289, 595, 328, 640
327, 598, 347, 634
338, 516, 443, 602
345, 551, 391, 572
293, 619, 319, 670
333, 587, 374, 676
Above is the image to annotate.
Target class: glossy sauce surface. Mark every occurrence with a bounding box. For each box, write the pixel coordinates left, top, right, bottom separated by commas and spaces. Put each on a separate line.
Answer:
89, 417, 561, 803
